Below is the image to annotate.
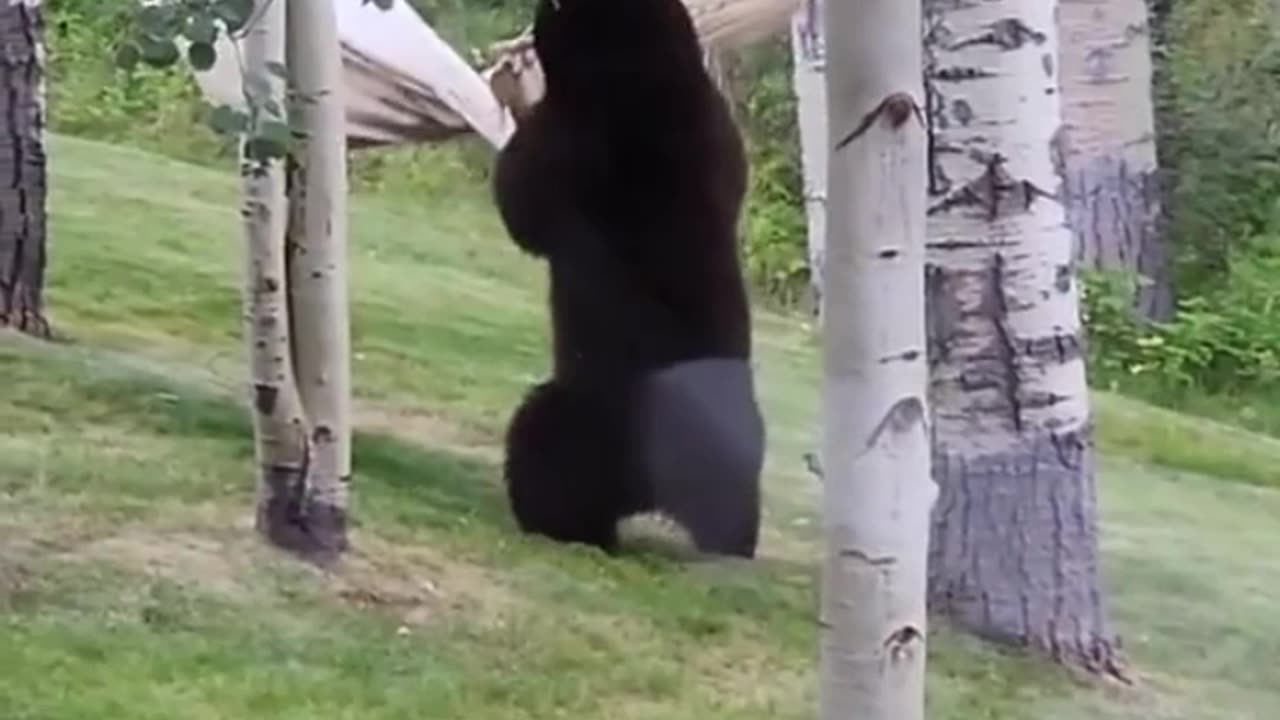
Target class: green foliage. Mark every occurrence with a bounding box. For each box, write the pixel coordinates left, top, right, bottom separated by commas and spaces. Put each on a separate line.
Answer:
46, 0, 521, 197
111, 0, 358, 164
1083, 238, 1280, 396
1154, 0, 1280, 294
1080, 0, 1280, 432
725, 40, 809, 307
48, 0, 234, 165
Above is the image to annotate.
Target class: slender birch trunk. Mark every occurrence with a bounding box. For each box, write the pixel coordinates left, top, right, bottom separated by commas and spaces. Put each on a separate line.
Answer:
819, 0, 933, 716
0, 0, 49, 337
242, 0, 312, 554
284, 0, 352, 560
789, 0, 827, 313
1059, 0, 1171, 320
922, 0, 1126, 678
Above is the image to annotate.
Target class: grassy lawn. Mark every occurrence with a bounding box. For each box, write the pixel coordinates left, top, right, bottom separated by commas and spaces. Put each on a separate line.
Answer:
1, 134, 1277, 718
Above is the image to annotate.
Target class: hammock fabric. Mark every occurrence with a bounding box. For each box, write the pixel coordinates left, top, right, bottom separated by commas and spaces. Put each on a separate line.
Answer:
185, 0, 799, 151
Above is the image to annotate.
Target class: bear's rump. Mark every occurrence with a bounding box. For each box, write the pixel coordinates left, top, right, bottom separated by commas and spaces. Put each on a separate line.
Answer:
631, 357, 765, 556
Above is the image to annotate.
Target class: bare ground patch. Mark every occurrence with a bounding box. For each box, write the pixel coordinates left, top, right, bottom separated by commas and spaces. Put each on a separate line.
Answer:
1, 504, 518, 628
354, 404, 501, 464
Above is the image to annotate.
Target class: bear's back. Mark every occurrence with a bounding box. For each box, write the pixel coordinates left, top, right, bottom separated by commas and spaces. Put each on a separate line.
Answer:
542, 85, 753, 386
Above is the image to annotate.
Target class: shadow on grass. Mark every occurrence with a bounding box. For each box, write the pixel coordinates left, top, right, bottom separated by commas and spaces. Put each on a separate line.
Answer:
0, 338, 512, 536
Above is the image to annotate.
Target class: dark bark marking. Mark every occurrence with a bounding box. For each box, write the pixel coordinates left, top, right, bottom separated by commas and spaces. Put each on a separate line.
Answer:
927, 151, 1055, 219
253, 383, 279, 415
879, 348, 921, 364
885, 625, 924, 661
840, 548, 896, 566
803, 451, 823, 480
865, 396, 926, 450
878, 248, 900, 259
313, 424, 335, 444
933, 66, 997, 82
835, 92, 923, 150
1054, 264, 1072, 293
946, 18, 1046, 54
924, 79, 950, 196
924, 263, 957, 367
987, 253, 1024, 431
928, 238, 1018, 251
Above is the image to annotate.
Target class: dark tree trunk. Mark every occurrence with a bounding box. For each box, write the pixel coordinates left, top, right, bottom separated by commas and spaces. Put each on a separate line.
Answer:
0, 0, 49, 337
1063, 152, 1172, 321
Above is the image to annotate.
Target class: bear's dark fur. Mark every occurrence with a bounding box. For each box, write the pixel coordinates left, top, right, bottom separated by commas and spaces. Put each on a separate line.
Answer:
492, 0, 764, 557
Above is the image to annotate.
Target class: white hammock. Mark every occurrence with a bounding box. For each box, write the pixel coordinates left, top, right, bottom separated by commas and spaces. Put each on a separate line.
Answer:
181, 0, 799, 151
187, 0, 516, 149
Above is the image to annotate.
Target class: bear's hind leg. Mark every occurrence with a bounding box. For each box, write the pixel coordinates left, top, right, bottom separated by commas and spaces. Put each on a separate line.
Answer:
502, 380, 633, 553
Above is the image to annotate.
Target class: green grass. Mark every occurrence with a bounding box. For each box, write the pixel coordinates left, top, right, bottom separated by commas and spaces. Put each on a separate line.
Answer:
1, 134, 1278, 719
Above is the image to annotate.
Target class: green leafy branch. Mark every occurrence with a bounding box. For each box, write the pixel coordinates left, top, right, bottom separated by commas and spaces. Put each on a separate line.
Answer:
114, 0, 392, 164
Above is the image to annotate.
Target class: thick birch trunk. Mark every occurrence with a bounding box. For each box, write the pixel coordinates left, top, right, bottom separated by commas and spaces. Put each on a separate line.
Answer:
285, 0, 353, 560
1059, 0, 1171, 320
0, 0, 48, 337
789, 0, 827, 313
923, 0, 1127, 679
242, 0, 312, 555
819, 0, 933, 716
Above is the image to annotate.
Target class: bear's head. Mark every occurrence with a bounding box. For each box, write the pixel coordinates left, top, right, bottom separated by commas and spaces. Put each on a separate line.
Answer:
532, 0, 706, 100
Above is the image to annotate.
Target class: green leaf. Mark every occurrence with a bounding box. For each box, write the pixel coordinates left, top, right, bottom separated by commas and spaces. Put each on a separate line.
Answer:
215, 0, 255, 34
259, 119, 294, 145
187, 41, 218, 71
114, 43, 141, 71
138, 36, 181, 68
245, 136, 289, 163
137, 5, 175, 36
208, 105, 249, 135
184, 12, 219, 45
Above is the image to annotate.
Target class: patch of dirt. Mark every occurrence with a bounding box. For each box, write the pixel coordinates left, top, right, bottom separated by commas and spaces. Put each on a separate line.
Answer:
354, 404, 501, 464
11, 510, 516, 629
327, 531, 517, 627
77, 531, 250, 600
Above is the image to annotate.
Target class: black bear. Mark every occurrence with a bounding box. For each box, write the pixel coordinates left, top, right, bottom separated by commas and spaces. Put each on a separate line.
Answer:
492, 0, 765, 557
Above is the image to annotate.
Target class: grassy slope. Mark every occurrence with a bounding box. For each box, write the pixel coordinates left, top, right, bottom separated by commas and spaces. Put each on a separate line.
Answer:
0, 135, 1277, 719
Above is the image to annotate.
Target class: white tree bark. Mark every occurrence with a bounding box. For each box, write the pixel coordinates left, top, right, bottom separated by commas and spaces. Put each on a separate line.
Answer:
1058, 0, 1170, 320
789, 0, 827, 312
285, 0, 352, 561
923, 0, 1125, 678
241, 0, 311, 553
819, 0, 933, 716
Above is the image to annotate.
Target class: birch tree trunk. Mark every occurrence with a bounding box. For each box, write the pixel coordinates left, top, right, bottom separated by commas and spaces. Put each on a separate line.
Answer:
819, 0, 933, 716
790, 0, 827, 313
1059, 0, 1171, 320
0, 0, 48, 337
285, 0, 353, 561
242, 0, 312, 555
922, 0, 1127, 678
